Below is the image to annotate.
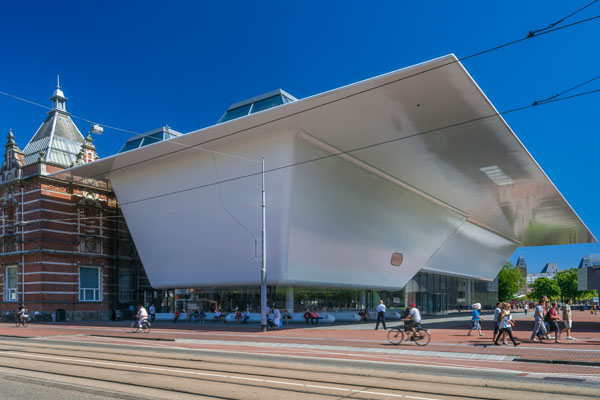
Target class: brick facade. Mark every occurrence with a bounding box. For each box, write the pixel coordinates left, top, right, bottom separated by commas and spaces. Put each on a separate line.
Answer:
0, 87, 153, 321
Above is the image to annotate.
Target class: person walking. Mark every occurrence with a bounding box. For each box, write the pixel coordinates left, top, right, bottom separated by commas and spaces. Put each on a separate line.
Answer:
467, 303, 484, 336
530, 298, 547, 342
492, 302, 502, 343
494, 303, 519, 346
524, 302, 528, 316
548, 302, 562, 343
375, 299, 387, 330
273, 305, 281, 329
560, 298, 574, 340
149, 304, 156, 323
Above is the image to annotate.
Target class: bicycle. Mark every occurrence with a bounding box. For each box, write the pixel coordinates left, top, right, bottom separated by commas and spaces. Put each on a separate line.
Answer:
130, 319, 151, 333
15, 314, 29, 328
387, 323, 430, 346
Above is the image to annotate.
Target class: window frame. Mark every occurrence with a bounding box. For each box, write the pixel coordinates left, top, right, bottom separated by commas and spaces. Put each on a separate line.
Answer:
4, 265, 18, 302
79, 266, 101, 302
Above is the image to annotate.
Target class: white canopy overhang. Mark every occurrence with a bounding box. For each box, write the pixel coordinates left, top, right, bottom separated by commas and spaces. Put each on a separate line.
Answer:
53, 54, 595, 289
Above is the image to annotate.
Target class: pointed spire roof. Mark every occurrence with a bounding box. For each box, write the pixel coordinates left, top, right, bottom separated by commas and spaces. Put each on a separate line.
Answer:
22, 80, 85, 167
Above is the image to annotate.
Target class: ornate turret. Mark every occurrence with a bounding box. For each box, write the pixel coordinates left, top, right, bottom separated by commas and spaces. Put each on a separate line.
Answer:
22, 79, 86, 168
74, 133, 99, 166
1, 129, 25, 182
51, 75, 68, 113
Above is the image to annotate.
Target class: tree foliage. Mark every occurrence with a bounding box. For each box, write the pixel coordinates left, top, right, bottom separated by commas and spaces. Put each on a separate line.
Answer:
531, 277, 561, 300
553, 268, 578, 301
497, 262, 525, 302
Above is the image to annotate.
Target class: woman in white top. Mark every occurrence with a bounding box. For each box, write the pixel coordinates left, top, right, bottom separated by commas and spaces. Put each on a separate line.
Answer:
494, 304, 519, 346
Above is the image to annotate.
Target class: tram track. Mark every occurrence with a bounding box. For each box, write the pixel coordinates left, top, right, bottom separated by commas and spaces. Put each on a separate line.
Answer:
0, 339, 598, 400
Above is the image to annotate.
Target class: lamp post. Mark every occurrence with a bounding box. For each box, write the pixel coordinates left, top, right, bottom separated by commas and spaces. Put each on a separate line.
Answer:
260, 157, 267, 332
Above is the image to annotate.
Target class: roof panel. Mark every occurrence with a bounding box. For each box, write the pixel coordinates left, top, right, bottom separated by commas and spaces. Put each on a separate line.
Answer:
53, 55, 595, 248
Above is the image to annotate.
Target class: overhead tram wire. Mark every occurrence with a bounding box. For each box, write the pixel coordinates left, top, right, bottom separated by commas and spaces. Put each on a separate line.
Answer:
0, 3, 598, 176
533, 73, 600, 105
526, 0, 599, 38
0, 93, 259, 164
117, 86, 600, 207
65, 11, 600, 184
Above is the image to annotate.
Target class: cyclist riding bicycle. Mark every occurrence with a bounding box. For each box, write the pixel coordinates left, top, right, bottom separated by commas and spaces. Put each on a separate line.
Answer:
404, 303, 422, 335
135, 305, 149, 332
17, 306, 28, 323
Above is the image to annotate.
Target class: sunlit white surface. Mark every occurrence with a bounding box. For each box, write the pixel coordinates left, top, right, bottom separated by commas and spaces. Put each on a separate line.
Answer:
54, 55, 595, 289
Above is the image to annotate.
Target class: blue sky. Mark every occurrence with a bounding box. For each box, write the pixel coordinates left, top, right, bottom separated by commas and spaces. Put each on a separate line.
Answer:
0, 1, 599, 272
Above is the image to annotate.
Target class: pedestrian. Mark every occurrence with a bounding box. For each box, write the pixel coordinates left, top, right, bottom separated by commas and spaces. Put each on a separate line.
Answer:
467, 303, 484, 336
548, 302, 562, 343
173, 309, 180, 323
492, 302, 502, 343
524, 302, 528, 316
149, 303, 156, 323
494, 303, 519, 346
560, 298, 574, 340
530, 298, 547, 342
273, 305, 281, 328
374, 299, 387, 330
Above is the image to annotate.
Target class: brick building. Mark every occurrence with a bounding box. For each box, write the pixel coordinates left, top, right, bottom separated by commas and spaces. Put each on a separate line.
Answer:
0, 83, 152, 321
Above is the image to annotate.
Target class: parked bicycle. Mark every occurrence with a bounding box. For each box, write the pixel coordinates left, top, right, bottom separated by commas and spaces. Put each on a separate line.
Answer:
130, 319, 151, 333
387, 323, 430, 346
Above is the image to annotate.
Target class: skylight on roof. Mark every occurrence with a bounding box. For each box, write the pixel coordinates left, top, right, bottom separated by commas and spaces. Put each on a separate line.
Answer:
218, 89, 297, 124
118, 127, 182, 154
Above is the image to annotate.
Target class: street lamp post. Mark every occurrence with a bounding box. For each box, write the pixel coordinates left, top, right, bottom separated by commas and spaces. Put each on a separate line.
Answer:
260, 157, 267, 332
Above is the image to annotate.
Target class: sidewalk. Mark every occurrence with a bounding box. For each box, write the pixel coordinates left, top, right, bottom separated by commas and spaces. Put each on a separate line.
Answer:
2, 308, 599, 379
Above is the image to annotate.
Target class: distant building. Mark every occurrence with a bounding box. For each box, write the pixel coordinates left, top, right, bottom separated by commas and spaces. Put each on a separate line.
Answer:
515, 256, 528, 295
577, 254, 600, 292
526, 262, 560, 289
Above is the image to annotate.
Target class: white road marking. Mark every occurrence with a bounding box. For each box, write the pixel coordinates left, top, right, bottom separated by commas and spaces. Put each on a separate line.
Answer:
305, 384, 350, 391
356, 390, 404, 398
264, 380, 303, 386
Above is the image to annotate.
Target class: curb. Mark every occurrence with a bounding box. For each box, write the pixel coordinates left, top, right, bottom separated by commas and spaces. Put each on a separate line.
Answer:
514, 358, 600, 367
89, 334, 175, 342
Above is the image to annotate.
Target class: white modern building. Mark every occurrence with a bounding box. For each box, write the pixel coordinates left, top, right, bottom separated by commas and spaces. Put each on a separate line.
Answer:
55, 55, 595, 314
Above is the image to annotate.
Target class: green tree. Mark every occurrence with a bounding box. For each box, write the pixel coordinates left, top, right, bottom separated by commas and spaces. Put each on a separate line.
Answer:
531, 277, 561, 300
497, 262, 525, 302
553, 268, 578, 301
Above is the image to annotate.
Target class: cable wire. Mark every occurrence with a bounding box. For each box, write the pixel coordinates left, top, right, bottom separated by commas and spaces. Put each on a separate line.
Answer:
527, 0, 599, 37
116, 87, 600, 207
533, 73, 600, 105
67, 12, 600, 184
1, 9, 598, 180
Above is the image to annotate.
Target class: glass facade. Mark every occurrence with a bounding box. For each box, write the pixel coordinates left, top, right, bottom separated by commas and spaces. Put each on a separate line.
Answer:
406, 272, 498, 314
156, 271, 498, 316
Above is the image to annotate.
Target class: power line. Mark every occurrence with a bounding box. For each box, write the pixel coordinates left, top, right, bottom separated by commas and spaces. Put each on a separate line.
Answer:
533, 73, 600, 105
1, 7, 597, 176
527, 0, 599, 38
117, 87, 600, 207
76, 12, 600, 183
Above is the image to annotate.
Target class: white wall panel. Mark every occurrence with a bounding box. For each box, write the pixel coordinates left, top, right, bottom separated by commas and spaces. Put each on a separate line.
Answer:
285, 137, 467, 289
422, 221, 517, 280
